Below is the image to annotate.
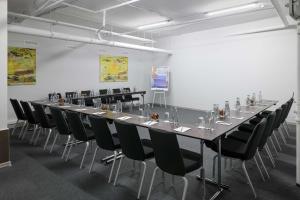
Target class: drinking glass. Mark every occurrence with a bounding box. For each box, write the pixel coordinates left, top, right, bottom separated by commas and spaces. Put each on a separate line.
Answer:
235, 97, 241, 112
164, 112, 170, 122
225, 101, 230, 117
198, 117, 205, 128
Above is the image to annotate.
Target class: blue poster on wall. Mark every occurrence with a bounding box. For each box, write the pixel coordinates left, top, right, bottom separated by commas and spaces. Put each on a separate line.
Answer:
151, 66, 169, 91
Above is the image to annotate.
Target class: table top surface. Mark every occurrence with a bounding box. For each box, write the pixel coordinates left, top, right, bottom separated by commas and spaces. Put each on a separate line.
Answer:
32, 99, 277, 141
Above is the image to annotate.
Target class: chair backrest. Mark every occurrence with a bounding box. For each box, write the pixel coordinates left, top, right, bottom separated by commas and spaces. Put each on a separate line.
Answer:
273, 108, 282, 129
65, 92, 77, 98
10, 99, 26, 120
84, 97, 94, 107
282, 98, 294, 122
279, 103, 289, 124
112, 88, 121, 94
99, 89, 108, 95
20, 101, 37, 124
31, 103, 52, 128
65, 111, 88, 141
89, 116, 117, 151
258, 112, 276, 149
149, 128, 186, 176
114, 120, 146, 161
81, 90, 91, 97
49, 107, 70, 136
244, 118, 267, 160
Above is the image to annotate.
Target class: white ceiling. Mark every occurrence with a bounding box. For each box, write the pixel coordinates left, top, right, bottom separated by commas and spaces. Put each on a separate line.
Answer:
8, 0, 290, 38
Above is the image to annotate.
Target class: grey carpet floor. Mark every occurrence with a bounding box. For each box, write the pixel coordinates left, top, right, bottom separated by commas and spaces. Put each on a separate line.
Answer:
1, 105, 299, 200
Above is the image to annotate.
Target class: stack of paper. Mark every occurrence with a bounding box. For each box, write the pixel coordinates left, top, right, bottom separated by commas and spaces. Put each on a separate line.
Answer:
93, 112, 106, 115
117, 116, 132, 121
174, 126, 191, 133
142, 121, 158, 126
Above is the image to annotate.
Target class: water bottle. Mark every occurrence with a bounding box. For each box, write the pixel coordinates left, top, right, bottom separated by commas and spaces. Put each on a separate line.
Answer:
252, 93, 256, 104
235, 97, 241, 112
225, 101, 230, 117
246, 95, 250, 106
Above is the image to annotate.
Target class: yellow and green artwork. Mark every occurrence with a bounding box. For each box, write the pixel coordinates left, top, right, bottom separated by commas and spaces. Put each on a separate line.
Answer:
100, 55, 128, 82
8, 47, 36, 86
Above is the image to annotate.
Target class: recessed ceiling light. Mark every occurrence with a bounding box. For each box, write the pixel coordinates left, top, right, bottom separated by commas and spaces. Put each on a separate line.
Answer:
137, 20, 172, 30
205, 2, 265, 16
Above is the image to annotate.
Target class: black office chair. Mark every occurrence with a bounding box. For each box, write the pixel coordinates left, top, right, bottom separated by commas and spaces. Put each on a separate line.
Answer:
112, 88, 124, 103
31, 103, 56, 149
81, 90, 91, 97
88, 116, 121, 183
99, 89, 109, 104
20, 101, 40, 143
113, 120, 154, 199
281, 98, 294, 137
49, 107, 72, 157
65, 111, 95, 169
84, 97, 94, 107
206, 119, 267, 198
238, 108, 282, 155
10, 99, 27, 137
123, 87, 139, 103
147, 128, 205, 200
228, 112, 276, 174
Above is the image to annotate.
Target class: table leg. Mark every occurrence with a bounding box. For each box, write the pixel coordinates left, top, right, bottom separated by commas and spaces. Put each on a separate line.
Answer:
141, 94, 145, 109
196, 137, 229, 200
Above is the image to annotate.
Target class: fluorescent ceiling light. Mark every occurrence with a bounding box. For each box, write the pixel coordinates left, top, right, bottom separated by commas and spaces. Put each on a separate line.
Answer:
97, 0, 141, 12
205, 2, 264, 16
138, 20, 171, 30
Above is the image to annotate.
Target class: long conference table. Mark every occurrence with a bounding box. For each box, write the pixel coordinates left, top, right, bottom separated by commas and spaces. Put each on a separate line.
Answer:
33, 99, 277, 200
71, 90, 147, 107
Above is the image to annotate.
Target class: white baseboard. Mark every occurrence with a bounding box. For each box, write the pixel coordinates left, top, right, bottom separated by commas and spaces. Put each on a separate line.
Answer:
0, 161, 12, 169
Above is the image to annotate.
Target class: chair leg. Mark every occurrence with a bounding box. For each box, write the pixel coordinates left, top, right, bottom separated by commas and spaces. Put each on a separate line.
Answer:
113, 155, 124, 186
273, 133, 282, 151
253, 156, 265, 182
257, 150, 270, 179
11, 119, 19, 136
18, 121, 27, 139
34, 127, 42, 145
242, 161, 257, 199
89, 146, 99, 174
200, 167, 206, 199
282, 124, 291, 138
30, 125, 38, 144
212, 154, 218, 179
80, 141, 90, 169
108, 151, 118, 183
61, 135, 71, 159
265, 145, 275, 168
284, 121, 291, 137
224, 157, 228, 169
50, 131, 59, 153
43, 128, 53, 150
269, 137, 279, 156
21, 123, 30, 140
137, 161, 147, 199
278, 128, 287, 145
146, 167, 159, 200
65, 138, 74, 161
181, 177, 189, 200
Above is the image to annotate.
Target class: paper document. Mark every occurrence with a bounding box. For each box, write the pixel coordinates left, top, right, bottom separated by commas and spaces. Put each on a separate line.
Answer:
142, 121, 158, 126
117, 116, 132, 121
93, 112, 106, 115
174, 126, 191, 133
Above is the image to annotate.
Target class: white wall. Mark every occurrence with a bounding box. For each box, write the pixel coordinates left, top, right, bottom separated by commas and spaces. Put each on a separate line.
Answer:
7, 33, 156, 123
0, 0, 8, 130
155, 18, 297, 122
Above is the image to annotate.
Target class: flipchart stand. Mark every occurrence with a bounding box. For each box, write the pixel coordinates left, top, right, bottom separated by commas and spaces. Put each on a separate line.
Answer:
152, 90, 167, 108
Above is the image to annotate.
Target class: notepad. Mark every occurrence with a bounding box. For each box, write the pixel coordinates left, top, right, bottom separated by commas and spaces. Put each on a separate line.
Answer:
215, 121, 232, 126
93, 112, 106, 115
60, 105, 71, 108
117, 116, 132, 121
174, 126, 191, 133
230, 116, 244, 120
75, 108, 87, 111
142, 121, 158, 126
